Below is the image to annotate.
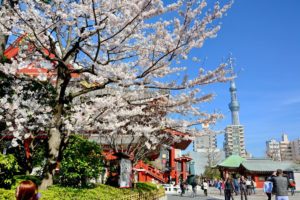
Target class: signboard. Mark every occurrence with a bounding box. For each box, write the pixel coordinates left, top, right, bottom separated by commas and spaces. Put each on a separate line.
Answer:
119, 158, 132, 188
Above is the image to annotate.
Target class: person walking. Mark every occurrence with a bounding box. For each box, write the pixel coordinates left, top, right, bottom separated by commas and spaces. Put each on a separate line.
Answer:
289, 179, 295, 196
271, 169, 289, 200
180, 180, 186, 196
224, 177, 235, 200
233, 175, 240, 195
264, 176, 273, 200
191, 181, 197, 198
245, 178, 252, 195
216, 179, 223, 195
251, 179, 257, 194
239, 176, 248, 200
202, 179, 208, 196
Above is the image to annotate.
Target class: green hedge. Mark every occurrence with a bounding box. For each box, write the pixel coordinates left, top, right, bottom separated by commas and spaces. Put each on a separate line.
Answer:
0, 188, 14, 200
0, 183, 163, 200
135, 182, 159, 192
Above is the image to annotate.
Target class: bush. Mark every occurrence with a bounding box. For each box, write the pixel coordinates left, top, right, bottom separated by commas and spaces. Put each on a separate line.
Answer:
0, 184, 160, 200
12, 175, 42, 189
135, 182, 158, 192
58, 135, 104, 187
0, 153, 19, 189
0, 188, 14, 200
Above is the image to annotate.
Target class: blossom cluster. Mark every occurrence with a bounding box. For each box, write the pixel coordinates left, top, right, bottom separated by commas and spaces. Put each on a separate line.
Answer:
0, 0, 232, 153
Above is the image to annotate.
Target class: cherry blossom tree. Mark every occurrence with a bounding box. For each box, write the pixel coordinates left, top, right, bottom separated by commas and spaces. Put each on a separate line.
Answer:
0, 0, 233, 188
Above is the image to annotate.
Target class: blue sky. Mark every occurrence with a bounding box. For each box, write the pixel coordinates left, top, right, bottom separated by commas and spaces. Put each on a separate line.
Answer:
181, 0, 300, 157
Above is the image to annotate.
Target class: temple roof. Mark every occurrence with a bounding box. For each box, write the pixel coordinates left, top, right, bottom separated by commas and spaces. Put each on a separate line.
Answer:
164, 128, 192, 150
216, 156, 300, 173
241, 159, 300, 173
217, 155, 245, 169
4, 35, 79, 79
174, 155, 192, 162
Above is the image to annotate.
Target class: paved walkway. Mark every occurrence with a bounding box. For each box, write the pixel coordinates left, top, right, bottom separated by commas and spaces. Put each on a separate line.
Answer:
167, 187, 299, 200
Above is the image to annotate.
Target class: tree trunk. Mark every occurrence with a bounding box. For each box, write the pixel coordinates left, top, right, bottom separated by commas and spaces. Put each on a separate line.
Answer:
40, 127, 62, 189
0, 34, 8, 58
39, 47, 71, 189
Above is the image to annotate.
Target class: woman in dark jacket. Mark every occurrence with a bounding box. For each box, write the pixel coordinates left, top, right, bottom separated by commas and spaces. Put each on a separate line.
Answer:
224, 177, 235, 200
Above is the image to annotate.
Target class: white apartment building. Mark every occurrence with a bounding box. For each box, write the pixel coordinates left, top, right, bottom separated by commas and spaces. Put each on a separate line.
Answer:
280, 134, 293, 161
266, 139, 281, 161
266, 134, 300, 162
193, 134, 217, 152
224, 125, 246, 158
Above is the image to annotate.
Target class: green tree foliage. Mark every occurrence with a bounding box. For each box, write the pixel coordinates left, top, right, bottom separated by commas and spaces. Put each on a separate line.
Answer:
0, 153, 19, 189
58, 135, 104, 187
203, 166, 221, 180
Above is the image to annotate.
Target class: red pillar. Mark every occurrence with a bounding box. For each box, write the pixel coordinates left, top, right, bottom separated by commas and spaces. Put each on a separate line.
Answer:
138, 171, 144, 182
24, 137, 33, 159
181, 161, 187, 181
169, 147, 176, 178
175, 170, 179, 185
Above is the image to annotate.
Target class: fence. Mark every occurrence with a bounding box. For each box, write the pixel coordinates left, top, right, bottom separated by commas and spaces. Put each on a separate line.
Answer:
120, 190, 165, 200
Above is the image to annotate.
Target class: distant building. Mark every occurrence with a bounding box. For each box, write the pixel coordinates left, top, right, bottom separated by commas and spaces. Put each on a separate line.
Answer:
193, 134, 217, 152
266, 139, 281, 161
266, 134, 299, 162
192, 128, 225, 174
224, 80, 246, 158
280, 134, 293, 161
188, 150, 225, 175
291, 138, 300, 162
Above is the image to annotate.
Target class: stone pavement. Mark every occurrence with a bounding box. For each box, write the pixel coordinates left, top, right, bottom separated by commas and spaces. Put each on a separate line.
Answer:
167, 187, 299, 200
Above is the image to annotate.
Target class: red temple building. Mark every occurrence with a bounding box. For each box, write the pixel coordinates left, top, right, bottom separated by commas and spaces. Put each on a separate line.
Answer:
2, 36, 194, 186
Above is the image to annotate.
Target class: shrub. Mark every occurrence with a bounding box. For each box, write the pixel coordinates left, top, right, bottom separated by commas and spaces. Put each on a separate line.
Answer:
0, 184, 148, 200
12, 175, 42, 189
135, 182, 158, 192
58, 135, 104, 187
0, 153, 19, 189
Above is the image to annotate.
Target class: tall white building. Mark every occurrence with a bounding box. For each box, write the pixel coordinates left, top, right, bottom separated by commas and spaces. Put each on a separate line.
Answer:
193, 134, 217, 152
266, 139, 281, 161
224, 80, 246, 158
224, 125, 246, 157
192, 130, 225, 174
280, 134, 293, 161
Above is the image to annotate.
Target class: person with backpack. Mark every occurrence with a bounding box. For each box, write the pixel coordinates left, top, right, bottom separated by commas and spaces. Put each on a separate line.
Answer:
264, 176, 273, 200
288, 179, 295, 196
